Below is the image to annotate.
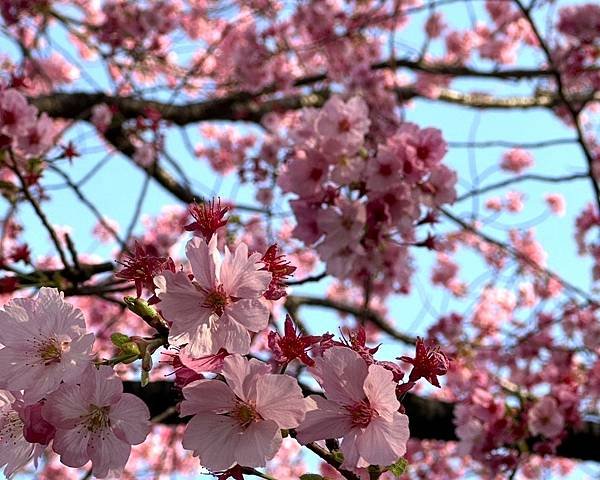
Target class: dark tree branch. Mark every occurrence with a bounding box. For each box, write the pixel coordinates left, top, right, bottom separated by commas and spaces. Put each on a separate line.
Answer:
285, 295, 417, 345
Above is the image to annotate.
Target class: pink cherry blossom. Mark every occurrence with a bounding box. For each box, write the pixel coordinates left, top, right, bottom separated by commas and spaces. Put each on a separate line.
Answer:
296, 346, 409, 471
91, 104, 113, 132
42, 365, 151, 478
0, 390, 44, 478
528, 396, 565, 438
500, 148, 534, 173
180, 354, 306, 471
545, 193, 566, 216
0, 287, 94, 404
155, 235, 272, 356
0, 89, 37, 138
315, 95, 370, 157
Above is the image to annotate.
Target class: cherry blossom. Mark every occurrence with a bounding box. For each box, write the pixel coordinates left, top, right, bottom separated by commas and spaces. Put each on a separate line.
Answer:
296, 347, 410, 471
42, 365, 151, 478
0, 287, 94, 404
155, 235, 272, 356
180, 355, 306, 470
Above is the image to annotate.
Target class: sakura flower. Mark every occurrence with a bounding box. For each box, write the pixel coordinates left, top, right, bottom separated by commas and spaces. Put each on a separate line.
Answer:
155, 235, 272, 356
0, 89, 37, 138
545, 193, 566, 217
398, 337, 449, 387
185, 198, 229, 240
0, 287, 95, 404
528, 396, 565, 438
42, 365, 151, 478
296, 347, 409, 471
116, 242, 175, 299
16, 112, 56, 157
0, 391, 44, 478
180, 355, 306, 471
500, 148, 534, 173
268, 314, 333, 366
260, 244, 296, 300
91, 103, 112, 132
315, 95, 370, 157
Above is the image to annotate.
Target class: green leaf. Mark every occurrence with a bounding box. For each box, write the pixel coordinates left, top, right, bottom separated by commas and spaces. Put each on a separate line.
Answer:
299, 475, 325, 480
387, 458, 409, 477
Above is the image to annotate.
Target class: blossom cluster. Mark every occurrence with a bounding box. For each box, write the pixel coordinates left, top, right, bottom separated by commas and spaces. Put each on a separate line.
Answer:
0, 288, 150, 478
278, 95, 456, 297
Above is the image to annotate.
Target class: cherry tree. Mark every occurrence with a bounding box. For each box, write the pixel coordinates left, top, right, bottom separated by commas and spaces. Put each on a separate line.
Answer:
0, 0, 599, 478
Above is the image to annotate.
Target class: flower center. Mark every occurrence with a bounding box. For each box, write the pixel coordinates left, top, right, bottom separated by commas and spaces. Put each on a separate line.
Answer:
416, 145, 430, 160
232, 400, 260, 428
83, 405, 111, 432
338, 117, 352, 133
37, 338, 69, 366
202, 284, 230, 316
346, 400, 376, 428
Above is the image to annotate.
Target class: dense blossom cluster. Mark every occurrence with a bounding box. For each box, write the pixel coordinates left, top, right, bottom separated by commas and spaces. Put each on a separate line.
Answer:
278, 94, 456, 296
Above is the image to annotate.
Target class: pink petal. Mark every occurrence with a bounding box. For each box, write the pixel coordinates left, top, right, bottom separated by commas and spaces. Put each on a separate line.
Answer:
42, 384, 89, 428
155, 271, 208, 335
184, 319, 217, 357
220, 243, 271, 298
236, 419, 281, 467
224, 298, 269, 332
295, 396, 352, 444
110, 394, 151, 445
182, 413, 240, 471
221, 355, 269, 402
356, 413, 409, 466
186, 236, 218, 290
211, 316, 251, 355
255, 374, 306, 429
180, 379, 236, 417
339, 428, 363, 470
363, 365, 399, 421
52, 427, 90, 468
87, 430, 131, 478
80, 365, 123, 405
312, 347, 368, 405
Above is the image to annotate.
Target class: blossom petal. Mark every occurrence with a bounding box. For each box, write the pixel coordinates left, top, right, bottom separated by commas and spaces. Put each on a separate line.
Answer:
221, 355, 269, 401
186, 236, 218, 290
80, 365, 123, 406
236, 420, 281, 468
87, 430, 131, 478
180, 379, 236, 417
363, 365, 399, 421
182, 413, 240, 471
295, 396, 352, 443
211, 316, 251, 355
110, 394, 151, 445
52, 427, 90, 469
224, 298, 269, 332
312, 347, 368, 405
255, 374, 306, 429
220, 243, 271, 298
356, 412, 409, 466
42, 384, 89, 428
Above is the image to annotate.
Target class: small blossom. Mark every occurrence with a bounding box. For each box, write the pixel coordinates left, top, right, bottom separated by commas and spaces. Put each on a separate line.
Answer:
260, 244, 296, 300
42, 365, 151, 478
181, 355, 307, 471
268, 314, 332, 366
155, 235, 272, 356
500, 148, 534, 174
296, 347, 409, 471
0, 391, 44, 478
398, 337, 449, 387
528, 396, 565, 438
0, 287, 95, 404
545, 193, 566, 217
20, 401, 56, 445
116, 242, 175, 298
184, 198, 229, 240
